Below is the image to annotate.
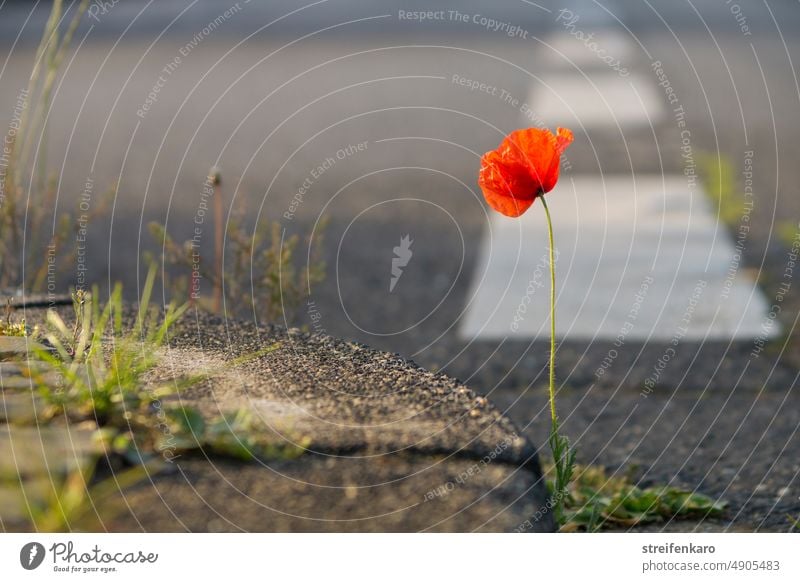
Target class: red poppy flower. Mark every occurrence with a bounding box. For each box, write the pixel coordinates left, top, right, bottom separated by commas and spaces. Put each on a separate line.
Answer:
478, 127, 573, 217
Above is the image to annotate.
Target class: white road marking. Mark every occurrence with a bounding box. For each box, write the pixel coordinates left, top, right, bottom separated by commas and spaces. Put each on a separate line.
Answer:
540, 30, 634, 69
460, 175, 778, 341
528, 73, 663, 128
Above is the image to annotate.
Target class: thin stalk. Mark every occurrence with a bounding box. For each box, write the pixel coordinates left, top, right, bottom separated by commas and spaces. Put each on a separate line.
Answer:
18, 0, 88, 193
540, 195, 557, 426
13, 0, 62, 190
16, 0, 62, 188
37, 0, 90, 195
211, 170, 223, 313
540, 194, 575, 527
4, 2, 62, 286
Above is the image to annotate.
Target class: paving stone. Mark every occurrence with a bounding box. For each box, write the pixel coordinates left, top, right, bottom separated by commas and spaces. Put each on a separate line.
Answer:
0, 368, 60, 391
0, 394, 48, 424
0, 424, 101, 529
108, 454, 552, 533
0, 336, 47, 361
0, 362, 82, 392
1, 376, 42, 391
0, 361, 55, 377
0, 424, 100, 479
0, 478, 52, 526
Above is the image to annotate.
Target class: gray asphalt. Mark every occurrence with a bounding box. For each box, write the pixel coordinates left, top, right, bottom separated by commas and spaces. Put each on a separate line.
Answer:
1, 0, 799, 531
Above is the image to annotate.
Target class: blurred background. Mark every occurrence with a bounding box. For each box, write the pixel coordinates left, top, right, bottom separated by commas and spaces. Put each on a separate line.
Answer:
1, 0, 799, 529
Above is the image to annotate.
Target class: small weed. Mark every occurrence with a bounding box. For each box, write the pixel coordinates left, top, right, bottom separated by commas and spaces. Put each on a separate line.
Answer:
160, 406, 309, 461
697, 152, 744, 228
0, 299, 32, 336
699, 154, 799, 251
0, 321, 28, 337
548, 419, 577, 526
555, 464, 727, 531
776, 221, 799, 249
0, 1, 112, 292
149, 167, 327, 324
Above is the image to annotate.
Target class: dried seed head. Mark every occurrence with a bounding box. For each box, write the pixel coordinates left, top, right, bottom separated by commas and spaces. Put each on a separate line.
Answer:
208, 166, 222, 186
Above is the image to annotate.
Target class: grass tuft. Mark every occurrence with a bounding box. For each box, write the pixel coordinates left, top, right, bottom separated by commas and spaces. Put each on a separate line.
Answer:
556, 464, 727, 532
30, 264, 308, 465
33, 265, 187, 422
0, 0, 111, 292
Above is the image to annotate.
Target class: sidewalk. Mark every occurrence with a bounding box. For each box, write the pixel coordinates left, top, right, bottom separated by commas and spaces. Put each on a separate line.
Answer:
0, 307, 554, 532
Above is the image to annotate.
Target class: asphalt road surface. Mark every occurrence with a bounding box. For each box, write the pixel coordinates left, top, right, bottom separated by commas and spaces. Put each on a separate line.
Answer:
1, 0, 799, 530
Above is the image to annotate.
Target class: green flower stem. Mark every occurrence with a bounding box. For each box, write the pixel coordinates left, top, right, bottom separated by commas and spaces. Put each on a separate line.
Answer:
540, 195, 557, 428
540, 194, 575, 526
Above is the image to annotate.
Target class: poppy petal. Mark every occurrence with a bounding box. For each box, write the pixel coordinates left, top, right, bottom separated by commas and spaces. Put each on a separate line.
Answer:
555, 127, 574, 153
537, 127, 574, 193
478, 126, 573, 217
483, 189, 536, 217
479, 148, 537, 194
478, 150, 536, 217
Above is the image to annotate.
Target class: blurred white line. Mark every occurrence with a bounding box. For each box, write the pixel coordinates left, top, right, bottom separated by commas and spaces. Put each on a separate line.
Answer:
540, 29, 634, 70
461, 175, 778, 341
528, 73, 663, 128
